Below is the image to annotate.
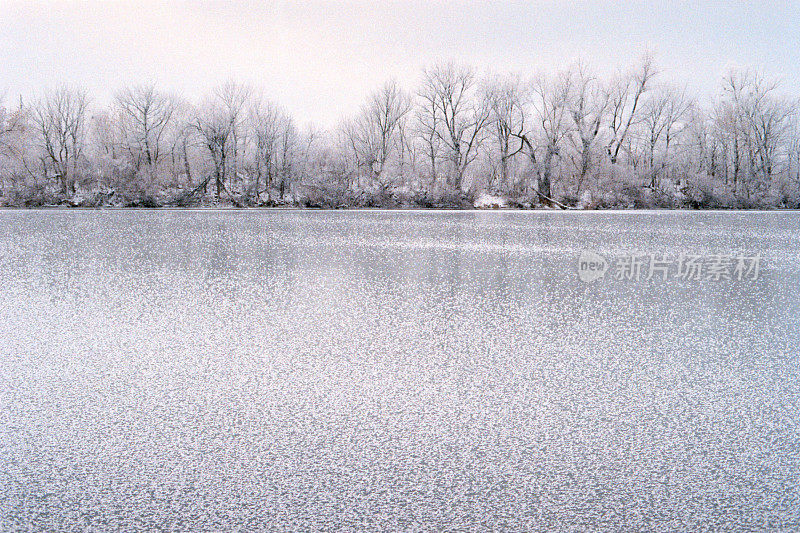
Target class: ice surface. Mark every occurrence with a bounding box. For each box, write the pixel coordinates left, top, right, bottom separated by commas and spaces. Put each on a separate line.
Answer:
0, 209, 799, 530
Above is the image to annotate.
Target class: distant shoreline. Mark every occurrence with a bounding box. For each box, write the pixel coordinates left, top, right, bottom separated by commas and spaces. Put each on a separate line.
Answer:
2, 186, 797, 211
2, 204, 797, 212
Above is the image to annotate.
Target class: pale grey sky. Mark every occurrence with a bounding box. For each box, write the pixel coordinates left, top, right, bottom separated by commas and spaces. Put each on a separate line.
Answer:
1, 0, 798, 128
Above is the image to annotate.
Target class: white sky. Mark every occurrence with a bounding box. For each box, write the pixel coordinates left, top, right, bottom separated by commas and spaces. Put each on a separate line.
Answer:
2, 0, 798, 129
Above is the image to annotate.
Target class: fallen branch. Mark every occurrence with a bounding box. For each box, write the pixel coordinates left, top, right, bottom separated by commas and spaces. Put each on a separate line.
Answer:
536, 190, 572, 210
166, 176, 212, 206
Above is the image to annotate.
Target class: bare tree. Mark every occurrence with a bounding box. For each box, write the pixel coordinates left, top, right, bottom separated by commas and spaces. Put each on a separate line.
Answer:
0, 95, 20, 152
605, 55, 657, 165
0, 98, 41, 201
395, 111, 417, 190
528, 71, 573, 199
640, 84, 692, 188
164, 99, 197, 186
788, 114, 800, 198
193, 82, 251, 201
115, 85, 177, 170
716, 70, 796, 201
415, 79, 443, 190
0, 96, 19, 196
343, 80, 412, 192
32, 87, 89, 197
274, 116, 298, 201
565, 63, 609, 198
742, 76, 795, 186
250, 99, 298, 202
484, 75, 527, 192
421, 63, 491, 192
0, 95, 23, 163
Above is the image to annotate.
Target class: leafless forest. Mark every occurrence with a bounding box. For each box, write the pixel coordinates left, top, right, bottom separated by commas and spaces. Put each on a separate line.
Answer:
1, 57, 798, 209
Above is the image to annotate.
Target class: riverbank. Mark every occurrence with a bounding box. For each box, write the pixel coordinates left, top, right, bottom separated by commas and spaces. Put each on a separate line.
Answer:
2, 188, 795, 210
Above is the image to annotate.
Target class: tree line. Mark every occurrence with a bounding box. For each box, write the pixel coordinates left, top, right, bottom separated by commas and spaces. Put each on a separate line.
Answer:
1, 57, 799, 209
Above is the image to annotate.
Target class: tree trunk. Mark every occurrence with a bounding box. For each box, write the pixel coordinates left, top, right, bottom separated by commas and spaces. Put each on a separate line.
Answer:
540, 146, 555, 199
183, 137, 192, 186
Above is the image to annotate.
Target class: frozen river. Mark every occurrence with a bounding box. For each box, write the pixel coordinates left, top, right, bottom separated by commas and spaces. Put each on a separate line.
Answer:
1, 209, 799, 530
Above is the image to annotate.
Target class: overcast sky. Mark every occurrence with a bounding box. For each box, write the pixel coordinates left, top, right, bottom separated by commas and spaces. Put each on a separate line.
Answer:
1, 0, 798, 128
